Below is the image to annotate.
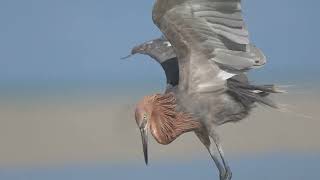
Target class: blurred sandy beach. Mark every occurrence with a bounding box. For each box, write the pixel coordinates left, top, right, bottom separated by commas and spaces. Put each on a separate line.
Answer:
0, 87, 319, 167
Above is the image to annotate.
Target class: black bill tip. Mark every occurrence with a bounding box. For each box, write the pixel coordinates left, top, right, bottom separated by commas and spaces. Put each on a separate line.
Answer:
140, 128, 148, 166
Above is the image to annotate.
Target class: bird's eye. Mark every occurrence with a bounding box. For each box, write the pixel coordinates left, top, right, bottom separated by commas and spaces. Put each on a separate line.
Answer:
139, 114, 148, 128
143, 114, 147, 120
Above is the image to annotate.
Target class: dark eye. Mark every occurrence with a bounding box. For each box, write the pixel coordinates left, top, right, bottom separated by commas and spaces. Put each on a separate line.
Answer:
140, 114, 147, 128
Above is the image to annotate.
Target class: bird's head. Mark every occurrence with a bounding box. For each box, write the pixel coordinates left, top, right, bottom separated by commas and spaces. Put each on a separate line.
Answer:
134, 95, 155, 165
134, 93, 200, 165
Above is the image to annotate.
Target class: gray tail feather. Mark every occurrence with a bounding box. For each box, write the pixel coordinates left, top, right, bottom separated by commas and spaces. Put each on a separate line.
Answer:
227, 79, 283, 108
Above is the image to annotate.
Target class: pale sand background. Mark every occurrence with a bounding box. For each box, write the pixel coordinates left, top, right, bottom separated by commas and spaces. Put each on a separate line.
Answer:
0, 88, 319, 167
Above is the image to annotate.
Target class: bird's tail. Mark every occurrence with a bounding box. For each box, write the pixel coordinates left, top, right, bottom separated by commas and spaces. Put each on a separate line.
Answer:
227, 78, 284, 109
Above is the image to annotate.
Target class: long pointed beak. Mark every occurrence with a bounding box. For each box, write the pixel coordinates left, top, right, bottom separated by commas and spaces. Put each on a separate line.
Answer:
140, 128, 148, 165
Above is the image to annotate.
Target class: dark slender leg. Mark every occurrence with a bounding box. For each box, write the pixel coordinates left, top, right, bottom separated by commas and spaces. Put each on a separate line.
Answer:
209, 131, 232, 180
195, 131, 226, 180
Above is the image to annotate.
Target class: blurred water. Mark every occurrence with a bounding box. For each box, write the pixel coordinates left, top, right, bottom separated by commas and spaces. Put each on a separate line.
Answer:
0, 154, 318, 180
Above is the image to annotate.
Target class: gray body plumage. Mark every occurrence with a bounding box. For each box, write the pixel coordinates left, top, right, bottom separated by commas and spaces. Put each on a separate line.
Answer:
131, 37, 277, 125
150, 0, 277, 126
129, 0, 281, 179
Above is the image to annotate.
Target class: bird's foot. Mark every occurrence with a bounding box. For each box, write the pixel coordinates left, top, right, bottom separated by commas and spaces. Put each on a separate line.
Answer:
219, 168, 232, 180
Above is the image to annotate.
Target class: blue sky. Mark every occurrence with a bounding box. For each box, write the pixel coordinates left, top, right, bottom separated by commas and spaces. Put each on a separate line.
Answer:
0, 0, 319, 91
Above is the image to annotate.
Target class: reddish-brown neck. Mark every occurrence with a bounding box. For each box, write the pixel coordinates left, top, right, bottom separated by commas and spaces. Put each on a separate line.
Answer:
148, 93, 201, 145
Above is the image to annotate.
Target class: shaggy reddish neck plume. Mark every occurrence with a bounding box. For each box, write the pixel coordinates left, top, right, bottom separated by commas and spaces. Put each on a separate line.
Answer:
143, 93, 201, 145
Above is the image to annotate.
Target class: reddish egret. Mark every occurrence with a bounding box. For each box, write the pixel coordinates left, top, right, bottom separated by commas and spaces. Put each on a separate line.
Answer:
129, 1, 282, 180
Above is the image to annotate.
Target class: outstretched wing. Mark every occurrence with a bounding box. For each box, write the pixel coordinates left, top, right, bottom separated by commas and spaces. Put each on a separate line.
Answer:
152, 0, 266, 93
130, 38, 179, 87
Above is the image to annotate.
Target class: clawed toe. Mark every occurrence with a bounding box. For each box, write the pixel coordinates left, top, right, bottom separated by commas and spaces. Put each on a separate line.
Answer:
220, 169, 232, 180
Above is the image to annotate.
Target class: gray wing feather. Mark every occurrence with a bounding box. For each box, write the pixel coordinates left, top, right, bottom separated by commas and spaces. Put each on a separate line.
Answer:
213, 45, 266, 71
153, 0, 266, 93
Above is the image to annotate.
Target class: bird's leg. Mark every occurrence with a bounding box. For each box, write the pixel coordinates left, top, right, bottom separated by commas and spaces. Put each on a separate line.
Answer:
195, 131, 226, 180
209, 130, 232, 180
